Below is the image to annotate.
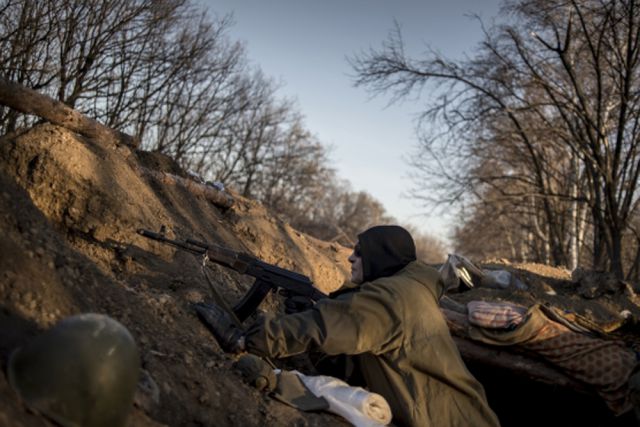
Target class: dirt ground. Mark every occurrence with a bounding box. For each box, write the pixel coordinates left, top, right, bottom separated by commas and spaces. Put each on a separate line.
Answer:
0, 124, 352, 427
0, 123, 639, 427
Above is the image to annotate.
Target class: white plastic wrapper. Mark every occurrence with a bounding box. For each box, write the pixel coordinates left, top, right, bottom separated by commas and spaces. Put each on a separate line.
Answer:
439, 254, 528, 291
439, 254, 485, 291
482, 269, 528, 291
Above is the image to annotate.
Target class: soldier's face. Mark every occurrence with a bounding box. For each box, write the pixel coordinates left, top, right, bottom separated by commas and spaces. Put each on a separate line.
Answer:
348, 242, 363, 284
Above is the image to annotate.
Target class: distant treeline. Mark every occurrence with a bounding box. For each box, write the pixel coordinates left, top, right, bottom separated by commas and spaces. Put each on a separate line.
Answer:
0, 0, 445, 263
352, 0, 640, 279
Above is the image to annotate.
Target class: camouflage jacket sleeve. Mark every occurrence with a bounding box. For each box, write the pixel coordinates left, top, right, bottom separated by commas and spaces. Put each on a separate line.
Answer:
244, 280, 404, 358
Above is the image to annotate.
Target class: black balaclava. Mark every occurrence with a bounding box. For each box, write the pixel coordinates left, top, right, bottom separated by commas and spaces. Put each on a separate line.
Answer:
357, 225, 417, 282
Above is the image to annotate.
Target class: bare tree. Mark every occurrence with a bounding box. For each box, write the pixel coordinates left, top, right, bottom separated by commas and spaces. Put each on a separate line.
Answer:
402, 223, 448, 264
0, 0, 247, 150
2, 0, 442, 254
351, 0, 640, 277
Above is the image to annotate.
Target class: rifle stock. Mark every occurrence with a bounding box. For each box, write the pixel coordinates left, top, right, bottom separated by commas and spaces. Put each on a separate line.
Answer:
137, 228, 327, 321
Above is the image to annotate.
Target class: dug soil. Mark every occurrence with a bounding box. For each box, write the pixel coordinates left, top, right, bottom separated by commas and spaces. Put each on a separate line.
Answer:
0, 123, 639, 427
0, 124, 352, 427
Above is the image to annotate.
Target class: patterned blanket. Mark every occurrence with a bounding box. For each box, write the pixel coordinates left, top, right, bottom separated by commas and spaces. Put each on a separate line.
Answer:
467, 303, 636, 414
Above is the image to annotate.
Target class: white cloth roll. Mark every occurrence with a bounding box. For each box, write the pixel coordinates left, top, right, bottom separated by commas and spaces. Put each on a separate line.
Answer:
291, 371, 392, 427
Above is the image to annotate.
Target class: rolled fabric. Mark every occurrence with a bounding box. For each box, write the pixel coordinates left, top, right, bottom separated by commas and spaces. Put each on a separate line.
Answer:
467, 300, 527, 329
292, 371, 392, 427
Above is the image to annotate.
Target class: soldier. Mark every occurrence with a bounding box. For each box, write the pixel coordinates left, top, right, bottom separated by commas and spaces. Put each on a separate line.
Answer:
198, 225, 500, 427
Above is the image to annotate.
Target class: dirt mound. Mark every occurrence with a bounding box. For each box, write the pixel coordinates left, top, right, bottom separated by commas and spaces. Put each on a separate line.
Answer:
0, 124, 352, 427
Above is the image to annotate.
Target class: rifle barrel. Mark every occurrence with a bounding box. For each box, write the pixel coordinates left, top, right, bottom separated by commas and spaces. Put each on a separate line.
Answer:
137, 229, 206, 255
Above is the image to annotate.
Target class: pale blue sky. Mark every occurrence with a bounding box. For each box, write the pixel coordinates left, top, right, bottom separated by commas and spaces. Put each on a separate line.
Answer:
202, 1, 503, 241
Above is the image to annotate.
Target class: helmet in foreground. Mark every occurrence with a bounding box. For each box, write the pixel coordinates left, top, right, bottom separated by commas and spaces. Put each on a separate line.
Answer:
8, 313, 140, 427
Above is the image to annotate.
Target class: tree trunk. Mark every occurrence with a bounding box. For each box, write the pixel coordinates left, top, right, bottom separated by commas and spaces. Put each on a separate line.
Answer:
569, 156, 579, 270
626, 235, 640, 281
592, 215, 608, 271
0, 77, 139, 148
609, 226, 624, 279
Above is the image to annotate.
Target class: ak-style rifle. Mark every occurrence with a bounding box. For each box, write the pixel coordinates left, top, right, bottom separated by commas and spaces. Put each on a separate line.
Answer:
137, 228, 327, 322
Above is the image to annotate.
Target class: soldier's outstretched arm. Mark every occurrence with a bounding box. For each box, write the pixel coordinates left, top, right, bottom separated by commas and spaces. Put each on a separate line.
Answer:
244, 282, 403, 358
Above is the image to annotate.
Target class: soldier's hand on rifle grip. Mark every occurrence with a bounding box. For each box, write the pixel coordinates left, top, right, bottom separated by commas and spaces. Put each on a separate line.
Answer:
194, 302, 245, 353
280, 291, 315, 314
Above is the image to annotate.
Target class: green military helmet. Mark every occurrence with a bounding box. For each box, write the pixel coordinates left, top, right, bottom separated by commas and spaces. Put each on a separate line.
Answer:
7, 313, 140, 427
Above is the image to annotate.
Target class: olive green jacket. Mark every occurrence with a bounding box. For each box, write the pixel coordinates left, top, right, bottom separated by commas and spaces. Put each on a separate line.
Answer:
245, 261, 500, 427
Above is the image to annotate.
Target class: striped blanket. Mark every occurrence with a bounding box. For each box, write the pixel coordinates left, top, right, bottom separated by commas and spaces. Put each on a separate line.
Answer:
467, 300, 527, 329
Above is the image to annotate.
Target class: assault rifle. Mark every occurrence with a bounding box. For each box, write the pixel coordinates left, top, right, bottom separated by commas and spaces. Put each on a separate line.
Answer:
137, 228, 328, 322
